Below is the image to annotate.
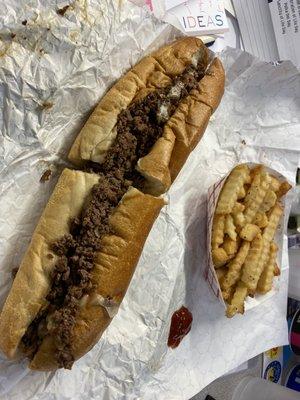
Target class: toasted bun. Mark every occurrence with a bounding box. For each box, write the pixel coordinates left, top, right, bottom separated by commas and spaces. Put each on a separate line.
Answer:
68, 38, 224, 194
169, 57, 225, 181
30, 187, 165, 370
137, 58, 225, 190
68, 37, 210, 190
136, 128, 175, 196
0, 169, 99, 359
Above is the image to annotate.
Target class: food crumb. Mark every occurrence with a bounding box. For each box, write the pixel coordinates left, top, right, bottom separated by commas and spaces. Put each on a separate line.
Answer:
11, 267, 19, 279
40, 169, 52, 182
41, 101, 53, 110
57, 5, 69, 16
22, 20, 27, 26
241, 139, 246, 145
11, 33, 16, 39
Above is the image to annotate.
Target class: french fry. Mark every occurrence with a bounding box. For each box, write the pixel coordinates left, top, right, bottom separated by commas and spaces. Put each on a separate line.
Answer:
245, 238, 270, 293
237, 186, 246, 200
211, 215, 225, 249
223, 236, 239, 257
244, 183, 250, 193
242, 203, 283, 291
224, 214, 237, 241
212, 248, 230, 268
274, 263, 280, 276
260, 190, 277, 213
216, 165, 250, 214
257, 242, 278, 294
232, 202, 245, 228
241, 234, 263, 290
249, 166, 259, 180
239, 224, 261, 242
269, 176, 281, 192
215, 266, 227, 284
276, 181, 292, 198
226, 282, 248, 318
253, 212, 268, 228
222, 284, 236, 302
249, 237, 274, 295
244, 167, 271, 224
263, 203, 283, 242
221, 241, 250, 295
232, 202, 245, 213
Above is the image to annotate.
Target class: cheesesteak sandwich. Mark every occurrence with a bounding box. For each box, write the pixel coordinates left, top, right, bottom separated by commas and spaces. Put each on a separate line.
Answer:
0, 37, 224, 370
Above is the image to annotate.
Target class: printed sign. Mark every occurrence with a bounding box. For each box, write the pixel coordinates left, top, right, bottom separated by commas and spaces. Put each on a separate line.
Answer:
170, 0, 228, 35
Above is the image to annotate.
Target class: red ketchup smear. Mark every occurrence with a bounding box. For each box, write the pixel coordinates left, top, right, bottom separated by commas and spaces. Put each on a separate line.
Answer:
168, 306, 193, 349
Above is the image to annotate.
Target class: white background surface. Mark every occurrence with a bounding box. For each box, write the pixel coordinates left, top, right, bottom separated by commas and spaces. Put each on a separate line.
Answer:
0, 2, 299, 399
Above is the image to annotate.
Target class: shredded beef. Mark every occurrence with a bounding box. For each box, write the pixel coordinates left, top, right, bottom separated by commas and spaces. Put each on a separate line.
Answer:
21, 55, 206, 368
21, 308, 49, 359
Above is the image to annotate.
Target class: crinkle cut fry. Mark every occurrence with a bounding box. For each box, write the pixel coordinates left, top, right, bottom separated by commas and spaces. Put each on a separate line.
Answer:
226, 281, 248, 318
221, 241, 250, 300
257, 242, 278, 294
212, 214, 225, 249
216, 165, 250, 214
244, 167, 271, 224
242, 203, 282, 292
241, 234, 263, 291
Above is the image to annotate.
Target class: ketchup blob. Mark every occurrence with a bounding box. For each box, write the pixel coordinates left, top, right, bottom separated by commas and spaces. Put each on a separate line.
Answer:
168, 306, 193, 348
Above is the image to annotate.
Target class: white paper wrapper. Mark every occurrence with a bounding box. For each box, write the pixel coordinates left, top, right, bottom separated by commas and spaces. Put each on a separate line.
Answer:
0, 1, 300, 400
206, 163, 292, 310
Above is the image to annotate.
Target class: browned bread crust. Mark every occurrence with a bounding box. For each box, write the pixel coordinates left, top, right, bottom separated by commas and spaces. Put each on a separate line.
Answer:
169, 58, 225, 181
30, 187, 164, 370
68, 37, 224, 193
68, 37, 207, 167
68, 38, 211, 195
0, 169, 100, 358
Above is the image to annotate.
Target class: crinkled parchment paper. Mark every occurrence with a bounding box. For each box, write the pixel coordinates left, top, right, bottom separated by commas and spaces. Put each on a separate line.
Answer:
0, 1, 300, 399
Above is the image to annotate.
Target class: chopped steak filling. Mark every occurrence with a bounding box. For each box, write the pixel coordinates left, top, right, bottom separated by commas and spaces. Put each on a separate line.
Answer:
21, 55, 207, 368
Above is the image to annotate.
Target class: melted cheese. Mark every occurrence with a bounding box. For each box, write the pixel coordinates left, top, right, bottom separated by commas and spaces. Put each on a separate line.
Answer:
191, 48, 202, 68
89, 294, 119, 318
168, 81, 184, 99
157, 103, 169, 123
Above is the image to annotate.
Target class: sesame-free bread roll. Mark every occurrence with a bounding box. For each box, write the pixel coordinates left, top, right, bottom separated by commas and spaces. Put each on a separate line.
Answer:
0, 169, 99, 358
30, 187, 164, 370
0, 169, 164, 369
68, 38, 224, 194
68, 37, 208, 167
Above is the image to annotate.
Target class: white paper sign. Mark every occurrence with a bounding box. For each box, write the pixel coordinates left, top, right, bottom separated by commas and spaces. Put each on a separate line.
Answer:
170, 0, 229, 34
131, 0, 229, 36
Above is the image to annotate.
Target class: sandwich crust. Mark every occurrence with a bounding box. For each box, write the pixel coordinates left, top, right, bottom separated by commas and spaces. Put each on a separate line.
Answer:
0, 169, 99, 358
169, 58, 225, 181
30, 187, 165, 370
68, 38, 224, 193
68, 37, 209, 172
